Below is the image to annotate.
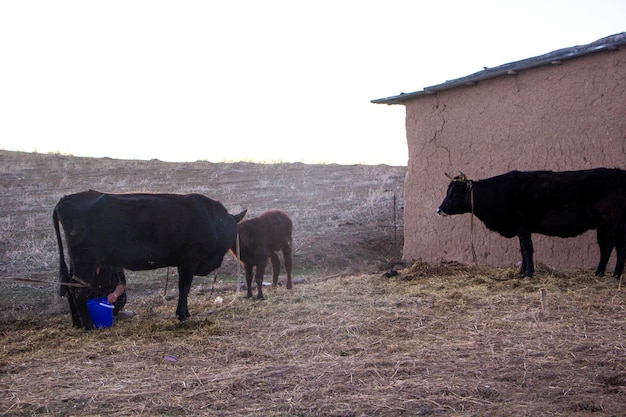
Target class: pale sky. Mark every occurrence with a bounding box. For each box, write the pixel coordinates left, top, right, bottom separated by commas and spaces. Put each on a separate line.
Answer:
1, 1, 624, 165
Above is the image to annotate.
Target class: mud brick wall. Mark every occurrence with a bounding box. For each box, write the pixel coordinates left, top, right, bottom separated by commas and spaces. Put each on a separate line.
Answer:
403, 48, 626, 271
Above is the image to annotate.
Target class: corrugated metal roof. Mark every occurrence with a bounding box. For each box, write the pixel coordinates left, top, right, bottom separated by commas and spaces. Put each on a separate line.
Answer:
372, 32, 626, 105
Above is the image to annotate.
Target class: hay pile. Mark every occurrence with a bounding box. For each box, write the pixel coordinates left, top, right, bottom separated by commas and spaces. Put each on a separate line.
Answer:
2, 264, 625, 416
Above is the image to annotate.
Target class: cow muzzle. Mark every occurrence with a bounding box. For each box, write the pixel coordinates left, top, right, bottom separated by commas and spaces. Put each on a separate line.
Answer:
437, 207, 448, 216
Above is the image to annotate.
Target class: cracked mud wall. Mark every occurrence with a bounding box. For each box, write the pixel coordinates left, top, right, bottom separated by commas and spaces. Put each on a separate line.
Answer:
403, 48, 626, 271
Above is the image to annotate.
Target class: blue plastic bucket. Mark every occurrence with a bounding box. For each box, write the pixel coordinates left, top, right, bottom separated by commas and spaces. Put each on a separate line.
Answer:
87, 297, 114, 328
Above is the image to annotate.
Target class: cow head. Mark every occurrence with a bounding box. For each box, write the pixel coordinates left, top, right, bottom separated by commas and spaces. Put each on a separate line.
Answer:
437, 171, 473, 216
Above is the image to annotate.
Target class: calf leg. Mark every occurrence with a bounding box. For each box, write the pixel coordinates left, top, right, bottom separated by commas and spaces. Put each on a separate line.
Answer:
255, 258, 268, 300
270, 253, 280, 287
283, 245, 293, 290
245, 264, 254, 298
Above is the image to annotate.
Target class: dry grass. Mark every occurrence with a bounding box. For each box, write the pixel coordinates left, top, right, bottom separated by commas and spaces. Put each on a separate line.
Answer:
2, 267, 625, 416
1, 151, 625, 416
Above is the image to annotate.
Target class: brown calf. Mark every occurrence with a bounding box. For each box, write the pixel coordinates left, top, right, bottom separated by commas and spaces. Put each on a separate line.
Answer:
232, 210, 293, 299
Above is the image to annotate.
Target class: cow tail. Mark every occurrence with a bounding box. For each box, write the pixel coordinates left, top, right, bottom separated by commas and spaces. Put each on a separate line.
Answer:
53, 208, 71, 297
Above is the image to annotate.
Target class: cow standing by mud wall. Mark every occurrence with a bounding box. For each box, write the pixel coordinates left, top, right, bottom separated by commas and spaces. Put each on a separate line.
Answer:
54, 190, 246, 329
232, 210, 293, 299
437, 168, 626, 278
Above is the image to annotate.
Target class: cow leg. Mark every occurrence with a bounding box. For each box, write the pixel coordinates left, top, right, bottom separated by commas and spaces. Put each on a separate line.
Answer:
614, 247, 626, 278
70, 286, 94, 330
61, 268, 81, 327
255, 258, 267, 300
65, 289, 83, 328
595, 229, 613, 277
517, 233, 534, 278
245, 264, 254, 298
270, 253, 280, 287
176, 266, 195, 321
283, 245, 293, 290
612, 225, 625, 278
62, 263, 94, 329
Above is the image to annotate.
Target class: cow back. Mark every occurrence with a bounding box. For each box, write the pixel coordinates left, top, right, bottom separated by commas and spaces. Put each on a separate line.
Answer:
472, 168, 626, 237
55, 190, 238, 275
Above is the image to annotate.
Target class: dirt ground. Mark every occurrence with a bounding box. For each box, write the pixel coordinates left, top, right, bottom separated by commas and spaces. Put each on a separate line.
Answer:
1, 150, 625, 416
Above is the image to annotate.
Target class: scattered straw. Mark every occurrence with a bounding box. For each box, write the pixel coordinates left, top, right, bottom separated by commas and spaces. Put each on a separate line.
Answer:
2, 265, 625, 416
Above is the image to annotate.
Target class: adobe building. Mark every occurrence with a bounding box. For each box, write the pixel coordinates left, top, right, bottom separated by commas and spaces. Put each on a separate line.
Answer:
373, 33, 626, 271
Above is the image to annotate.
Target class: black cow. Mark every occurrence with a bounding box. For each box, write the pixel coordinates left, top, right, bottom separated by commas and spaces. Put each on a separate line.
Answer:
437, 169, 626, 278
54, 190, 246, 329
231, 210, 293, 300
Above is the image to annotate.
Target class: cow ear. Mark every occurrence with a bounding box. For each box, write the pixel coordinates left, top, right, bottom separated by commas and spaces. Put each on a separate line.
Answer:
445, 172, 454, 180
233, 209, 247, 223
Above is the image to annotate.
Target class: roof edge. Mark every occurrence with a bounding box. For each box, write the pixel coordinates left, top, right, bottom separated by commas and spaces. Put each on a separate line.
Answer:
372, 32, 626, 105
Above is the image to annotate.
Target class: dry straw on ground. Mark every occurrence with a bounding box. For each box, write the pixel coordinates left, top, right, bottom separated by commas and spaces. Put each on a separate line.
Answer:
1, 151, 625, 416
2, 265, 625, 416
